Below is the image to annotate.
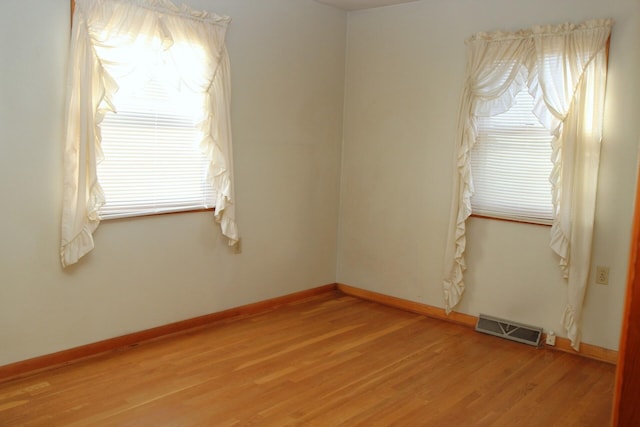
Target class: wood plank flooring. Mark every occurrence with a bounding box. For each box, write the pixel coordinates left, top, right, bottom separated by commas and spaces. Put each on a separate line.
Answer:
0, 291, 615, 426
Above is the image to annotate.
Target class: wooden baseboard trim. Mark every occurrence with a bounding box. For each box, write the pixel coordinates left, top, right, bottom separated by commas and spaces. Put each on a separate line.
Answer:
2, 282, 616, 383
337, 283, 478, 328
0, 284, 337, 383
336, 283, 618, 365
550, 336, 618, 364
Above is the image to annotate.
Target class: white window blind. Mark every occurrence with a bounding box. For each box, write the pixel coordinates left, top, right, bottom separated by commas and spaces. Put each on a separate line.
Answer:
470, 87, 554, 224
97, 78, 214, 220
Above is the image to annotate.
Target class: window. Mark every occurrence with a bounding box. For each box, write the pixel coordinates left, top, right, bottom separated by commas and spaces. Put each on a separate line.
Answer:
97, 60, 214, 220
442, 19, 611, 349
470, 87, 554, 225
61, 0, 238, 267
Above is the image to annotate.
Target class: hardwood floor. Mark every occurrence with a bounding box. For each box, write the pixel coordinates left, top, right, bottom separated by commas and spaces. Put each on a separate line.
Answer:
0, 291, 615, 426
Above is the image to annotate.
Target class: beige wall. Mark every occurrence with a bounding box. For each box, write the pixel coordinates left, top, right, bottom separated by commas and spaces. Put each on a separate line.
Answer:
0, 0, 346, 366
338, 0, 640, 349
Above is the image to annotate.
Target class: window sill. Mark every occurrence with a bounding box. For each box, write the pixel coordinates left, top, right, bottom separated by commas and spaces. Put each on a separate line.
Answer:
100, 207, 215, 222
469, 214, 552, 228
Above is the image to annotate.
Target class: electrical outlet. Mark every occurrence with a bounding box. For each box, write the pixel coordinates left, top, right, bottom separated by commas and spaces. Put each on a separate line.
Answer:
595, 266, 609, 285
545, 331, 556, 346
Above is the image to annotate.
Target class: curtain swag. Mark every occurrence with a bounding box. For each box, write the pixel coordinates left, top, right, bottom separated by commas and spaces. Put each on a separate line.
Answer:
442, 19, 612, 350
60, 0, 238, 267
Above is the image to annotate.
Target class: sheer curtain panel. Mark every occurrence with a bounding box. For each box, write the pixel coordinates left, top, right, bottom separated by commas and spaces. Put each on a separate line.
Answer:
442, 19, 612, 349
61, 0, 238, 267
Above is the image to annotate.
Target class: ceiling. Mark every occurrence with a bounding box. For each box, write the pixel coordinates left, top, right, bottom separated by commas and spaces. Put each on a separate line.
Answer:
313, 0, 420, 11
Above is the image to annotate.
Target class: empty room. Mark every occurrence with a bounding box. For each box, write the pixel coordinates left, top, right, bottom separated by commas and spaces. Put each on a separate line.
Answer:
1, 0, 639, 425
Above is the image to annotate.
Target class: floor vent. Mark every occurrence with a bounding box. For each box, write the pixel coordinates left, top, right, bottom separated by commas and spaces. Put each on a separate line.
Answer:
475, 314, 542, 347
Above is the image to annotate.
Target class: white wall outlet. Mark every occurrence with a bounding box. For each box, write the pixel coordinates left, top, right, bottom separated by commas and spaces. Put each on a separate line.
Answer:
545, 331, 556, 346
595, 266, 610, 285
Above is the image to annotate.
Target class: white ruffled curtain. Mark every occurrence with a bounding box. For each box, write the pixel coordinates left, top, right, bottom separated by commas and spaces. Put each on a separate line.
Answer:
442, 19, 612, 350
61, 0, 238, 267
